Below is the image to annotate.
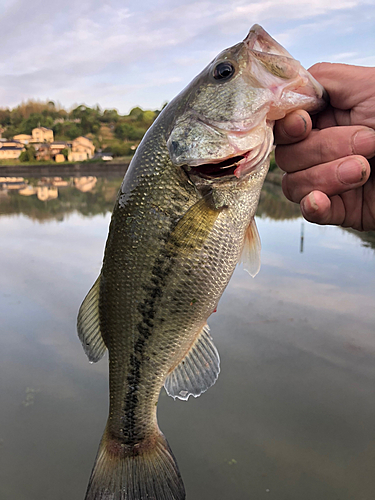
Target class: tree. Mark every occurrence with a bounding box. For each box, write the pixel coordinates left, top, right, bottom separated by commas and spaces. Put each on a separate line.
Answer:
60, 148, 69, 160
0, 108, 11, 127
101, 109, 120, 123
19, 113, 54, 134
19, 145, 36, 162
129, 106, 144, 121
114, 123, 144, 141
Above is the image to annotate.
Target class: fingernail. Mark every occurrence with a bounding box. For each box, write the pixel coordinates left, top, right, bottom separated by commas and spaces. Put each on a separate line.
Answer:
285, 113, 307, 138
353, 129, 375, 158
337, 158, 366, 185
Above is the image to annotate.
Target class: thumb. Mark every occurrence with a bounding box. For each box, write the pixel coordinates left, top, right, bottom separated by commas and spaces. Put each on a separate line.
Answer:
274, 110, 312, 145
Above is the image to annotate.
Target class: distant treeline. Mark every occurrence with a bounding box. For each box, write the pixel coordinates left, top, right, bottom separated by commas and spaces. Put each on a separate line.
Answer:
0, 100, 165, 157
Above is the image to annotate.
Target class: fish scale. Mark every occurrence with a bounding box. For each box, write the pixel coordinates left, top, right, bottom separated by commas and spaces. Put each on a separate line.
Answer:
77, 24, 326, 500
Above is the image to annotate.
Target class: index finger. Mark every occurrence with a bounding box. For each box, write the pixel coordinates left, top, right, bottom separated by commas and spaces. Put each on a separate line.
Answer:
274, 110, 312, 145
309, 62, 375, 111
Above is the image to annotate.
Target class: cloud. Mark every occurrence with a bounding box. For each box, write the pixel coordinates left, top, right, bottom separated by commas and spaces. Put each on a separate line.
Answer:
0, 0, 373, 111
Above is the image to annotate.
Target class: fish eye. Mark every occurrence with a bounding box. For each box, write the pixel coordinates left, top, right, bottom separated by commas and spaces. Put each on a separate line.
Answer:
213, 62, 235, 81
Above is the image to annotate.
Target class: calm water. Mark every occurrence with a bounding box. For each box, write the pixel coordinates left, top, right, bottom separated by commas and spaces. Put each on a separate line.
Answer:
1, 173, 374, 500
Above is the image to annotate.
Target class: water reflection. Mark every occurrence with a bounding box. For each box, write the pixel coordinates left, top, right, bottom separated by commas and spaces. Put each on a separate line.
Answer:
1, 173, 374, 251
0, 175, 119, 221
1, 170, 375, 500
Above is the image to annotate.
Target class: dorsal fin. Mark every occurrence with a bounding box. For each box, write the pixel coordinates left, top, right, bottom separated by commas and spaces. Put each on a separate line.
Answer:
77, 276, 107, 363
239, 217, 261, 277
164, 324, 220, 401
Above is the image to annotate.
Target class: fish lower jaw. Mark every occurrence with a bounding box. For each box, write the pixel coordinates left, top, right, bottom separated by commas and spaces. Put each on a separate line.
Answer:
187, 141, 272, 181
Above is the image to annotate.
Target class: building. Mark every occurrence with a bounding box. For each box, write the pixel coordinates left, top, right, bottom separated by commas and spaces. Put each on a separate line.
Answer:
50, 141, 68, 161
0, 147, 24, 159
31, 127, 54, 143
68, 136, 95, 162
0, 139, 24, 159
0, 139, 24, 148
35, 144, 51, 161
55, 153, 65, 163
50, 141, 67, 154
13, 134, 32, 144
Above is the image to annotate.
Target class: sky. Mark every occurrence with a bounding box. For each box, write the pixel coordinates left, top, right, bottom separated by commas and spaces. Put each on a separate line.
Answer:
0, 0, 374, 114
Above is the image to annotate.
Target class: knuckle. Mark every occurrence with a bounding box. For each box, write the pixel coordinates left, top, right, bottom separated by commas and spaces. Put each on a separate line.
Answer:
308, 62, 328, 79
317, 132, 338, 164
275, 145, 290, 171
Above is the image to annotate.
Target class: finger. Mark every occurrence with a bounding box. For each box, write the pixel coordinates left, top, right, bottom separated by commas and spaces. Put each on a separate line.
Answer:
309, 63, 375, 111
282, 155, 370, 203
300, 191, 346, 226
312, 106, 343, 129
275, 126, 375, 173
274, 110, 312, 145
300, 190, 364, 230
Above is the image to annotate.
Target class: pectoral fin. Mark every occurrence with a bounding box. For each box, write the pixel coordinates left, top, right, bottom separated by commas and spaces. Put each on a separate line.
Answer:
168, 196, 223, 254
239, 217, 261, 277
164, 324, 220, 401
77, 276, 107, 362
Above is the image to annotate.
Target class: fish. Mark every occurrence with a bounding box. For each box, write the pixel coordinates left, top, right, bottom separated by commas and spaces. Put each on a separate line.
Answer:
77, 24, 327, 500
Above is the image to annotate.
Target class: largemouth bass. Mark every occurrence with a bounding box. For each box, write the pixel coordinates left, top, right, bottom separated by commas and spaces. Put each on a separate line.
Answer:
78, 24, 326, 500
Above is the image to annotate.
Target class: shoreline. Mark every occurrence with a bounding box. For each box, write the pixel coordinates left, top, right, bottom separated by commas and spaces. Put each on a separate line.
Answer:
0, 161, 130, 178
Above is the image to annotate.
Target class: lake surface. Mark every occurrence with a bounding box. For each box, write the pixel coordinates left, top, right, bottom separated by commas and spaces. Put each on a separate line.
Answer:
1, 172, 374, 500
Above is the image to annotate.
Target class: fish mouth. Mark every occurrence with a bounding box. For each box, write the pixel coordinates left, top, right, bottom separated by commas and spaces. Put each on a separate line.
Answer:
187, 132, 273, 181
189, 154, 248, 180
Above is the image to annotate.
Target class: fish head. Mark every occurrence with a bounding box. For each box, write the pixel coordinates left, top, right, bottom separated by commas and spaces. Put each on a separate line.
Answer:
166, 24, 327, 182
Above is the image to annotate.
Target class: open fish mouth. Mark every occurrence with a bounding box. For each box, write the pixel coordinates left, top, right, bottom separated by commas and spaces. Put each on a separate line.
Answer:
190, 153, 249, 179
188, 132, 273, 180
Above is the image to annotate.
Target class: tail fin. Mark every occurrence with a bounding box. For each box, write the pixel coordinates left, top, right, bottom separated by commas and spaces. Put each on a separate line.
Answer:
85, 427, 185, 500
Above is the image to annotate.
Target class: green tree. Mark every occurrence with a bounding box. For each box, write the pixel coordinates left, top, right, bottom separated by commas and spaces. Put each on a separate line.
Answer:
64, 123, 83, 140
101, 109, 119, 123
0, 108, 11, 126
142, 110, 157, 125
60, 148, 69, 160
114, 123, 144, 141
19, 113, 54, 134
19, 145, 36, 162
129, 106, 144, 121
104, 143, 134, 156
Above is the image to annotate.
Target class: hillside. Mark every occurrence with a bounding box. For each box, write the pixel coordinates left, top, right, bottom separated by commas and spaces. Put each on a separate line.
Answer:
0, 100, 163, 158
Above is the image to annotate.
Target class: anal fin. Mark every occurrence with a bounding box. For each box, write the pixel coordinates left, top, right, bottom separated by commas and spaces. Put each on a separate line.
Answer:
164, 324, 220, 401
77, 276, 107, 363
239, 217, 261, 277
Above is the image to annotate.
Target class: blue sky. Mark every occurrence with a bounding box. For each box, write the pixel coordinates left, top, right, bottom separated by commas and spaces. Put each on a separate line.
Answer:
0, 0, 374, 113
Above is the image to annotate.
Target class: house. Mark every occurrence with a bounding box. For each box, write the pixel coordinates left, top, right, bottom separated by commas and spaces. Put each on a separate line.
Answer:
50, 141, 67, 154
68, 136, 95, 162
31, 127, 54, 143
55, 154, 65, 163
0, 145, 25, 160
0, 139, 24, 148
13, 134, 32, 144
0, 138, 24, 159
50, 141, 68, 162
35, 144, 51, 161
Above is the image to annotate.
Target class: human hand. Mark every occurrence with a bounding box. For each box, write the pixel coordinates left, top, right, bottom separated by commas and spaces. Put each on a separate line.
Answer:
274, 63, 375, 231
